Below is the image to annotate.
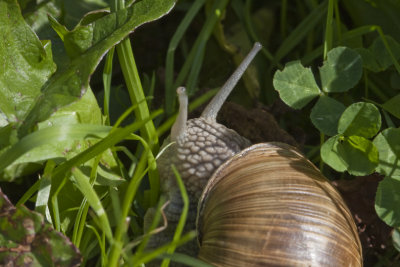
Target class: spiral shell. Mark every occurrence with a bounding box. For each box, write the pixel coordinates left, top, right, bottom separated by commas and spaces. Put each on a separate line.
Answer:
197, 143, 362, 267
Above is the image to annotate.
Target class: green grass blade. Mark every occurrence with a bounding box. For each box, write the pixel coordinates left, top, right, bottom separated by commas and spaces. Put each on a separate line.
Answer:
161, 164, 189, 267
116, 38, 159, 152
115, 37, 161, 207
133, 196, 167, 259
0, 124, 112, 173
86, 224, 107, 266
165, 0, 207, 115
243, 0, 275, 63
49, 111, 162, 193
172, 0, 230, 95
160, 252, 213, 267
48, 111, 161, 231
108, 147, 151, 266
72, 155, 102, 247
103, 47, 115, 125
71, 167, 113, 241
72, 197, 89, 246
323, 0, 335, 59
134, 232, 196, 266
35, 160, 56, 222
274, 0, 328, 64
16, 179, 40, 206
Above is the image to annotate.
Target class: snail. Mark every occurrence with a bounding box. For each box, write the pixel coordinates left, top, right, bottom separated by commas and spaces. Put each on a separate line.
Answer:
145, 43, 363, 266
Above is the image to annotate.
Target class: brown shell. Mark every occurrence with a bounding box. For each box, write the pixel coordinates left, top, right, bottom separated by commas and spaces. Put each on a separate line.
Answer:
197, 143, 362, 267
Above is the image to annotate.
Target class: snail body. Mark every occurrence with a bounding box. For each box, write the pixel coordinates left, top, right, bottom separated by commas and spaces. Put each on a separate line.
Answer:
146, 43, 362, 266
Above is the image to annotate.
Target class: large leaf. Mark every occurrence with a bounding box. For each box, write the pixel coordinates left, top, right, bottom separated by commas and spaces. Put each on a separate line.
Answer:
0, 89, 117, 181
342, 0, 400, 43
382, 94, 400, 119
0, 188, 81, 266
319, 47, 362, 93
373, 128, 400, 177
310, 95, 346, 136
337, 102, 381, 138
370, 35, 400, 72
18, 0, 176, 137
336, 135, 378, 176
375, 176, 400, 227
0, 0, 56, 123
321, 135, 379, 176
356, 35, 400, 73
393, 229, 400, 252
273, 61, 321, 109
321, 135, 347, 173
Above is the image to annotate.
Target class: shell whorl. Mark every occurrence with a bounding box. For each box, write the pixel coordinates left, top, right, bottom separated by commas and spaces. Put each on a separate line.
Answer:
196, 143, 363, 266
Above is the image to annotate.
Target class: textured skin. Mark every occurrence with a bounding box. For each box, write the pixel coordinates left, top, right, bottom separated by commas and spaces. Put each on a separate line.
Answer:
171, 117, 250, 198
145, 117, 250, 258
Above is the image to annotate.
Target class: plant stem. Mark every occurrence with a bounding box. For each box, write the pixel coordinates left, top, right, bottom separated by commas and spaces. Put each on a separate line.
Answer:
103, 47, 115, 125
116, 41, 159, 152
108, 147, 150, 266
323, 0, 335, 59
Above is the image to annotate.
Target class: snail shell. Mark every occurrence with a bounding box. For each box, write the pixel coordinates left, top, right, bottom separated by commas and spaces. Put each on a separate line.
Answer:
145, 42, 362, 266
197, 143, 362, 266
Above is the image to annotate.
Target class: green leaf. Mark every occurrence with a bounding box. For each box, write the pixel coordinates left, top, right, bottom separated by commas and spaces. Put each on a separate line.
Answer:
342, 1, 400, 44
337, 135, 379, 176
273, 61, 321, 109
0, 188, 81, 265
19, 0, 177, 136
95, 165, 125, 186
310, 95, 346, 136
23, 1, 60, 34
370, 35, 400, 72
382, 94, 400, 119
0, 88, 117, 182
338, 102, 381, 138
319, 47, 363, 93
35, 160, 56, 222
321, 135, 379, 175
375, 176, 400, 227
47, 14, 69, 41
356, 35, 400, 73
70, 167, 112, 241
0, 122, 112, 180
393, 229, 400, 252
57, 0, 108, 30
61, 10, 111, 59
355, 47, 381, 72
321, 135, 347, 173
373, 128, 400, 177
0, 0, 56, 123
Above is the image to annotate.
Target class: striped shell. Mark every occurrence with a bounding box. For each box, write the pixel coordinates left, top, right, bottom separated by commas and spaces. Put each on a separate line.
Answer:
197, 143, 362, 267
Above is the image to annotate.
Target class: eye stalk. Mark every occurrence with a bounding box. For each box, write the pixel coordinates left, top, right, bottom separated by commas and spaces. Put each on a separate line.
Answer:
171, 86, 188, 142
201, 42, 262, 121
170, 43, 262, 141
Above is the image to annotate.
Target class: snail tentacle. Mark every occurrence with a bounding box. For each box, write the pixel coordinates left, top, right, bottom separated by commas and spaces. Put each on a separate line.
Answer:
171, 87, 188, 142
201, 42, 262, 121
